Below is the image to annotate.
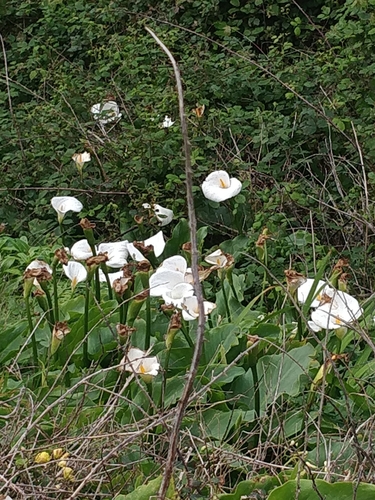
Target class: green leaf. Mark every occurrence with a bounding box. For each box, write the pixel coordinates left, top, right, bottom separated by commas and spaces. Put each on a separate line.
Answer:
115, 475, 176, 500
258, 344, 315, 409
267, 479, 375, 500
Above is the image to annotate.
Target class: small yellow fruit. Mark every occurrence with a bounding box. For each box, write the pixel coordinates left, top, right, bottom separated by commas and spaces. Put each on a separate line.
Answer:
52, 448, 64, 460
62, 466, 74, 481
57, 460, 67, 468
34, 452, 51, 464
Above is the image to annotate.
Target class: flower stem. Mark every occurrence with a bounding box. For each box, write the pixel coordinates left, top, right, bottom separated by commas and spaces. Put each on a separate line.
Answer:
83, 281, 90, 367
145, 295, 151, 351
180, 321, 194, 349
100, 264, 113, 300
251, 363, 260, 418
52, 265, 59, 322
25, 295, 38, 370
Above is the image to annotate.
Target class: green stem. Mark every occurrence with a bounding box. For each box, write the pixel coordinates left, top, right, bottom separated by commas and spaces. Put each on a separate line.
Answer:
100, 264, 113, 300
25, 295, 38, 370
41, 284, 55, 329
52, 266, 59, 323
95, 268, 101, 302
251, 363, 260, 418
83, 281, 90, 367
145, 295, 151, 351
181, 321, 194, 349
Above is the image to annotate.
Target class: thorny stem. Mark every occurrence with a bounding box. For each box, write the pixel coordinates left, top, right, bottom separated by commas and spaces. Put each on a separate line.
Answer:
145, 27, 206, 499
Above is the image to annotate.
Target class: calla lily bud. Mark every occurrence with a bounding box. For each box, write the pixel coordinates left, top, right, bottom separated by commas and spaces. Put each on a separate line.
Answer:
127, 290, 149, 326
35, 452, 51, 464
34, 289, 48, 313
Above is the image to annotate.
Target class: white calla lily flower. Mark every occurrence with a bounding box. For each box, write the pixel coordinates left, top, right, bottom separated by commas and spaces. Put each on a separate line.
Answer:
181, 296, 216, 321
201, 170, 242, 202
297, 279, 328, 308
162, 282, 194, 308
126, 242, 146, 262
91, 100, 122, 125
162, 115, 174, 128
51, 196, 83, 223
205, 249, 228, 268
72, 151, 91, 172
143, 203, 173, 227
149, 269, 186, 297
310, 289, 362, 331
144, 231, 166, 258
160, 255, 188, 275
97, 241, 128, 268
63, 261, 87, 290
120, 347, 160, 377
71, 239, 93, 261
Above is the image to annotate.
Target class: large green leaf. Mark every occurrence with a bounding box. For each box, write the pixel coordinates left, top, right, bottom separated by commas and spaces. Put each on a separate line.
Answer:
218, 475, 280, 499
267, 479, 375, 500
0, 320, 28, 364
258, 343, 315, 409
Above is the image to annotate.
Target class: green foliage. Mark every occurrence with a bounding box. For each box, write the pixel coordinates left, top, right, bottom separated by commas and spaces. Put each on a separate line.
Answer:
267, 479, 375, 500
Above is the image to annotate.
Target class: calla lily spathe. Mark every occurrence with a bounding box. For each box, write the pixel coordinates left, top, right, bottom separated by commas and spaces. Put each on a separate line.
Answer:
120, 347, 160, 377
205, 249, 228, 268
91, 100, 122, 125
97, 241, 128, 268
51, 196, 83, 223
162, 115, 174, 128
310, 288, 363, 331
63, 261, 87, 290
162, 282, 194, 308
181, 296, 216, 321
201, 170, 242, 202
297, 279, 327, 308
144, 231, 166, 258
70, 239, 93, 261
72, 152, 91, 172
143, 203, 173, 227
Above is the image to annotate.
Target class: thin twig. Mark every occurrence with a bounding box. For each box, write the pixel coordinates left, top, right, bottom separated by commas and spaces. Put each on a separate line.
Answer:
0, 33, 26, 163
145, 26, 206, 499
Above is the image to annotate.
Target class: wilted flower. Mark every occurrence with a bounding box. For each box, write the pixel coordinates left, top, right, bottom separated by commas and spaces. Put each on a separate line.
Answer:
181, 296, 216, 321
62, 466, 75, 481
119, 347, 160, 377
91, 100, 122, 125
51, 196, 83, 223
201, 170, 242, 202
143, 203, 174, 227
192, 104, 205, 118
63, 261, 87, 290
98, 269, 124, 285
162, 115, 174, 128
